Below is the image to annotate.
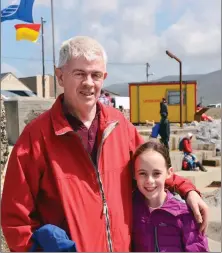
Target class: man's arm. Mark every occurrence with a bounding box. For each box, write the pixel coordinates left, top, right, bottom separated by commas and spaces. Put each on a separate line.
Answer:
165, 173, 199, 197
1, 131, 43, 252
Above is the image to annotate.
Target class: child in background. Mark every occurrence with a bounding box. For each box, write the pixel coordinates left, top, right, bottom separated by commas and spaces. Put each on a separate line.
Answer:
132, 141, 209, 252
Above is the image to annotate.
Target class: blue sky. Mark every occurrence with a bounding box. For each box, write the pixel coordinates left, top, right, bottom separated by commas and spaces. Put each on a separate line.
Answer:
1, 0, 221, 86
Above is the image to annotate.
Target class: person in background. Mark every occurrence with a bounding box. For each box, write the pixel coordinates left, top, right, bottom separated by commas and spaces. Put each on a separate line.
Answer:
119, 105, 124, 112
132, 141, 209, 252
98, 89, 110, 105
105, 92, 112, 103
159, 112, 170, 153
180, 133, 207, 172
160, 98, 168, 117
2, 36, 208, 252
111, 97, 116, 108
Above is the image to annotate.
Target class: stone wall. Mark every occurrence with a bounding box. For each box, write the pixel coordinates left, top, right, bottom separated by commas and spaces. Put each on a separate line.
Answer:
1, 97, 9, 176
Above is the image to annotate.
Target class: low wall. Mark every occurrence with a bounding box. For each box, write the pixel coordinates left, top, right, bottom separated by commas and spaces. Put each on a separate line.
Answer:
4, 97, 55, 145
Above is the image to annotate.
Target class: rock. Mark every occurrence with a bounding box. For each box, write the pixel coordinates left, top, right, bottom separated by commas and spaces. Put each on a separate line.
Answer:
196, 120, 221, 150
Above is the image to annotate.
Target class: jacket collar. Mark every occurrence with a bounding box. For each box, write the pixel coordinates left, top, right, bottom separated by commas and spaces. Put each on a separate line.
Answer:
135, 189, 190, 217
160, 190, 190, 216
50, 94, 115, 136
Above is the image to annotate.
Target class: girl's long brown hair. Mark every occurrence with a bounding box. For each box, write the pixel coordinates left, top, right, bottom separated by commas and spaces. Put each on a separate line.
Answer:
132, 141, 172, 170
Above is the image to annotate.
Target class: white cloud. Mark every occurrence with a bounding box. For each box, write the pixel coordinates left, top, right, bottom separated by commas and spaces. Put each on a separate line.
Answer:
82, 0, 118, 14
161, 9, 221, 58
35, 0, 78, 10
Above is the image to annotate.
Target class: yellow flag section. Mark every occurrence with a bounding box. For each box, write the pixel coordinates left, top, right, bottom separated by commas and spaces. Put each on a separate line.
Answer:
14, 24, 41, 42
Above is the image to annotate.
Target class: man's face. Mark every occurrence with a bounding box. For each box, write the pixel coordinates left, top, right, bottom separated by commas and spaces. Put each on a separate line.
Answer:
56, 56, 107, 111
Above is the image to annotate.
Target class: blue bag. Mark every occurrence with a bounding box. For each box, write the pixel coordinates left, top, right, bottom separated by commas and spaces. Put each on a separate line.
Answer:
151, 123, 160, 138
29, 224, 77, 252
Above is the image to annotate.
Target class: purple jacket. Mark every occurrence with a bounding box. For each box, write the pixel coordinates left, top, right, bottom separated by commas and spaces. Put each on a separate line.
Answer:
132, 190, 209, 252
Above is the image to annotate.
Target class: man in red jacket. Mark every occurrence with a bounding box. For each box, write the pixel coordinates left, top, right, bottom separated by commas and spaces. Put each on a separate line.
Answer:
2, 36, 208, 252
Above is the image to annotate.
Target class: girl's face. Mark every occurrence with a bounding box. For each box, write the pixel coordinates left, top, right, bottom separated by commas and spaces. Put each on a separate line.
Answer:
134, 150, 173, 206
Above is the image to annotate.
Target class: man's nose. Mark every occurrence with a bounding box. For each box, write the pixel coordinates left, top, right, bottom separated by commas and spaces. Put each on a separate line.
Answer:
83, 74, 94, 86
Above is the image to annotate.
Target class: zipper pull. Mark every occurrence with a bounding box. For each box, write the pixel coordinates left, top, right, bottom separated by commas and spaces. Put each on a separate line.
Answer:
103, 202, 107, 215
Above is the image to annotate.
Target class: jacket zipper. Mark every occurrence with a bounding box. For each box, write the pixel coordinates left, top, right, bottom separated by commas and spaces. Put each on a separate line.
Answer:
73, 120, 119, 252
95, 121, 119, 252
149, 210, 160, 252
154, 226, 160, 252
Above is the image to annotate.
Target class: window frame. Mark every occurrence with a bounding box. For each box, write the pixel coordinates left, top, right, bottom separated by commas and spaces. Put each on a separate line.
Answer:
167, 89, 186, 105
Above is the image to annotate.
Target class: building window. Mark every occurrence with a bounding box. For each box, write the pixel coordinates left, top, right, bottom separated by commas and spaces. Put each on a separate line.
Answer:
167, 90, 186, 105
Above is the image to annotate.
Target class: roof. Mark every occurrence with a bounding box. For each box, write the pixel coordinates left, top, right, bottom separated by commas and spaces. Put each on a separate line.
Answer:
0, 72, 11, 80
129, 80, 197, 85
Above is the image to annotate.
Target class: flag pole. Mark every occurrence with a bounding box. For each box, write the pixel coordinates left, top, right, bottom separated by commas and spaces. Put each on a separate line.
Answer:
41, 17, 46, 98
50, 0, 57, 98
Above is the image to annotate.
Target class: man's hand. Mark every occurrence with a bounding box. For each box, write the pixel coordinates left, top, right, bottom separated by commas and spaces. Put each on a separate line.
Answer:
186, 191, 209, 234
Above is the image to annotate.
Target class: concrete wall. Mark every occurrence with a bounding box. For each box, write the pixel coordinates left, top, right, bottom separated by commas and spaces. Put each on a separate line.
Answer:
4, 98, 55, 145
20, 75, 52, 98
19, 76, 38, 94
19, 75, 63, 99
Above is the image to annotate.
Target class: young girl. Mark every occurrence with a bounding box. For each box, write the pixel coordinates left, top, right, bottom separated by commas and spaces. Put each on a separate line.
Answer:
132, 141, 209, 252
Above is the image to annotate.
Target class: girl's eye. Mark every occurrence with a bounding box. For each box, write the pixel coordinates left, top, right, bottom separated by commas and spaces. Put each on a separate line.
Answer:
139, 172, 146, 176
153, 172, 161, 177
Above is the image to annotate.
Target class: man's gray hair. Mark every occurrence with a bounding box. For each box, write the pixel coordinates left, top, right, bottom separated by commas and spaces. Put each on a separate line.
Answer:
57, 36, 108, 68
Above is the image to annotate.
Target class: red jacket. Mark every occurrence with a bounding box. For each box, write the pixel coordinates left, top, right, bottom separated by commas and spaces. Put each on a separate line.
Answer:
1, 95, 198, 252
183, 138, 193, 153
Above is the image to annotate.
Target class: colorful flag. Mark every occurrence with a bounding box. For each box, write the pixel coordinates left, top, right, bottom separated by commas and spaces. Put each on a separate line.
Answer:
15, 23, 41, 42
1, 0, 35, 23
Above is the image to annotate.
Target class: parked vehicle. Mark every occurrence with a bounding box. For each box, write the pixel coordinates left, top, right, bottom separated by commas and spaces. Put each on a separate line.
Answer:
8, 90, 37, 97
207, 103, 221, 108
1, 90, 20, 100
1, 90, 37, 100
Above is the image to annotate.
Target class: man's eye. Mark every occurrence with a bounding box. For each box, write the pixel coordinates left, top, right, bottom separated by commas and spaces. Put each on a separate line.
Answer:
92, 73, 103, 79
75, 72, 84, 76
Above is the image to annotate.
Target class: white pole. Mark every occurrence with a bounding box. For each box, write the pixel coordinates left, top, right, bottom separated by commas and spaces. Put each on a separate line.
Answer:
50, 0, 57, 98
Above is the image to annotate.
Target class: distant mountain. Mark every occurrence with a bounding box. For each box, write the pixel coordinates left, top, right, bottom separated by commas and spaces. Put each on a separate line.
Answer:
196, 70, 221, 105
106, 70, 221, 105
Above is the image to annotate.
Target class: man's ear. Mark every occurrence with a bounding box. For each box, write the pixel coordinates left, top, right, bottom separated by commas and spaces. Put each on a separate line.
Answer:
55, 68, 64, 87
103, 72, 108, 80
167, 167, 173, 179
